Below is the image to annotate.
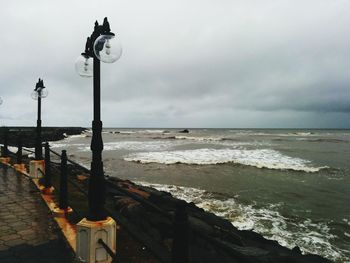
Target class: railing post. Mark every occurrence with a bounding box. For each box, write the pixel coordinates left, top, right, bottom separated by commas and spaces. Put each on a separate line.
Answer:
59, 150, 68, 210
3, 129, 8, 157
172, 201, 189, 263
17, 135, 22, 164
44, 142, 52, 189
0, 128, 11, 165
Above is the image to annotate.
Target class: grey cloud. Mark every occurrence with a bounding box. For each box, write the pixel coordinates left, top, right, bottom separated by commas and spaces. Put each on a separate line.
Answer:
1, 0, 350, 128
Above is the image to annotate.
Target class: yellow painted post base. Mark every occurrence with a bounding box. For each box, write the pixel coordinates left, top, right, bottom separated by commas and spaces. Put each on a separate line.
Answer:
0, 157, 11, 164
13, 163, 27, 173
53, 207, 73, 218
76, 217, 117, 263
41, 186, 55, 195
29, 160, 45, 178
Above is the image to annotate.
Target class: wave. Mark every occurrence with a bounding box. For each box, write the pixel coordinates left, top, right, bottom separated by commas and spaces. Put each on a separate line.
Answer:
173, 136, 266, 145
142, 130, 169, 134
124, 148, 327, 172
77, 141, 175, 152
153, 136, 246, 143
118, 131, 137, 134
227, 131, 315, 137
175, 135, 225, 141
296, 138, 349, 143
136, 182, 344, 262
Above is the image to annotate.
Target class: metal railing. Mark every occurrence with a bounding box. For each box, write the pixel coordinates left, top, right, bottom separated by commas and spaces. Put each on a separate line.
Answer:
98, 239, 117, 262
43, 142, 188, 263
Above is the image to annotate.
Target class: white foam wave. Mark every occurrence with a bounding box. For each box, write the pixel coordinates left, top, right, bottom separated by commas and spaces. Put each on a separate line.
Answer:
137, 182, 344, 262
49, 142, 86, 149
118, 131, 136, 134
175, 135, 224, 141
78, 141, 175, 152
141, 130, 167, 134
8, 146, 18, 153
124, 148, 326, 172
61, 133, 87, 139
227, 131, 316, 137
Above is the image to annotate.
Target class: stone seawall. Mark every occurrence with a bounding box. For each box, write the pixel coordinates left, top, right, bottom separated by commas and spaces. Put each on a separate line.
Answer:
0, 127, 86, 147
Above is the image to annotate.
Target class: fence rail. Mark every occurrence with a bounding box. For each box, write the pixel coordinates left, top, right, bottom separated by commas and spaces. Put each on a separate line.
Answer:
98, 239, 117, 262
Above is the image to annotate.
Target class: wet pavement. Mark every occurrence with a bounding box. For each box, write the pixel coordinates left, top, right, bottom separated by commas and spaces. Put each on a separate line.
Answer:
0, 164, 76, 263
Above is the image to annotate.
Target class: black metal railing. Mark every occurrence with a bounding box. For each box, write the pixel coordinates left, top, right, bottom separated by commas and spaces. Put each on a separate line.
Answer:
44, 142, 51, 188
59, 150, 69, 210
98, 239, 117, 262
16, 136, 22, 164
44, 143, 179, 262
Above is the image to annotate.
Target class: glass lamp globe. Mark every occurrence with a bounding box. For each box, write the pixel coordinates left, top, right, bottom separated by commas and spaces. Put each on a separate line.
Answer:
75, 55, 93, 77
31, 89, 48, 100
93, 34, 122, 63
31, 91, 39, 100
38, 89, 48, 98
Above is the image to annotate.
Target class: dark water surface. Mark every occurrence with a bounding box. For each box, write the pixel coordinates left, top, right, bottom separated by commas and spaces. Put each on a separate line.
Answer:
50, 129, 350, 262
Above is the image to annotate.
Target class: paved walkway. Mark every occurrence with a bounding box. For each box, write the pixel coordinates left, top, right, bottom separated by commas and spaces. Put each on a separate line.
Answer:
0, 164, 76, 263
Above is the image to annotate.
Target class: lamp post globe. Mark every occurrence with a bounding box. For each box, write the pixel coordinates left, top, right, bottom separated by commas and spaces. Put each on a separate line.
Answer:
75, 55, 93, 77
76, 17, 121, 221
93, 34, 122, 63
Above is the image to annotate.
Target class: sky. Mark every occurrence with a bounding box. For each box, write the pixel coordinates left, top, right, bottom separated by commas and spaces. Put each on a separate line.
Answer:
0, 0, 350, 128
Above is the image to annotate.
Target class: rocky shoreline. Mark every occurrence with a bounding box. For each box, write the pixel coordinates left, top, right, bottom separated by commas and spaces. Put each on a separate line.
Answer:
2, 127, 333, 263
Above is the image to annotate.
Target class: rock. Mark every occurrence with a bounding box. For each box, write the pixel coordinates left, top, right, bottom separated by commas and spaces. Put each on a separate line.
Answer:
178, 129, 189, 133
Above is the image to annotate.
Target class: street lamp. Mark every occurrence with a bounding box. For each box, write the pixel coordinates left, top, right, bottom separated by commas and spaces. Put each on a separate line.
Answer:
31, 78, 48, 160
0, 97, 6, 158
75, 17, 122, 221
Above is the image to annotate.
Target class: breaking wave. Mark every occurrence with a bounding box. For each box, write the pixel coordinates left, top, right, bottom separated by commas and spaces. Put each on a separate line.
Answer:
77, 141, 176, 152
124, 148, 327, 172
175, 135, 225, 141
137, 182, 345, 262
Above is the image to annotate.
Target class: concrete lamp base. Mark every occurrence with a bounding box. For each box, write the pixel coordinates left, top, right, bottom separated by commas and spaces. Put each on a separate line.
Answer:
29, 160, 45, 178
41, 186, 55, 195
76, 217, 117, 263
13, 163, 27, 173
0, 157, 11, 165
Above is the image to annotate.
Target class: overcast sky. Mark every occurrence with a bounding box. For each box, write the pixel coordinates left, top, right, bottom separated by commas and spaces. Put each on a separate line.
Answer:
0, 0, 349, 128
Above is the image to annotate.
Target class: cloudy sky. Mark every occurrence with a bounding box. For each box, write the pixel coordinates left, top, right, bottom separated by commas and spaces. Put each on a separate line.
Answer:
0, 0, 349, 128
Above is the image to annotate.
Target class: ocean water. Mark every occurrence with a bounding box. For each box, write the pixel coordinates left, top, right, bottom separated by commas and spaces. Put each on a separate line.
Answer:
50, 128, 350, 262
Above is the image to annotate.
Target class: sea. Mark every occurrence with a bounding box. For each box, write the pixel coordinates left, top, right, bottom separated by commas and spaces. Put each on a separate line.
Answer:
49, 128, 350, 262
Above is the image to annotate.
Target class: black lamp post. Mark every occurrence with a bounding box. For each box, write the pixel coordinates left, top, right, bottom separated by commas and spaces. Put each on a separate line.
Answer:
76, 17, 122, 221
0, 97, 7, 158
31, 78, 48, 160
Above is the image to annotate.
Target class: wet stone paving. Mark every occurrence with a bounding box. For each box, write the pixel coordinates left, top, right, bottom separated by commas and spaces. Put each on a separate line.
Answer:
0, 164, 75, 263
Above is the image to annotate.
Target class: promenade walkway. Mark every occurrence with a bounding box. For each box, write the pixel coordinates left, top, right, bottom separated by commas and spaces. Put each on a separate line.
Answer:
0, 164, 75, 263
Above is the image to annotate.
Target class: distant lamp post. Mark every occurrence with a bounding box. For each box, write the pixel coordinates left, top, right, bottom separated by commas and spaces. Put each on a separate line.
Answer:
75, 17, 122, 221
75, 17, 121, 263
31, 78, 48, 160
0, 98, 10, 164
